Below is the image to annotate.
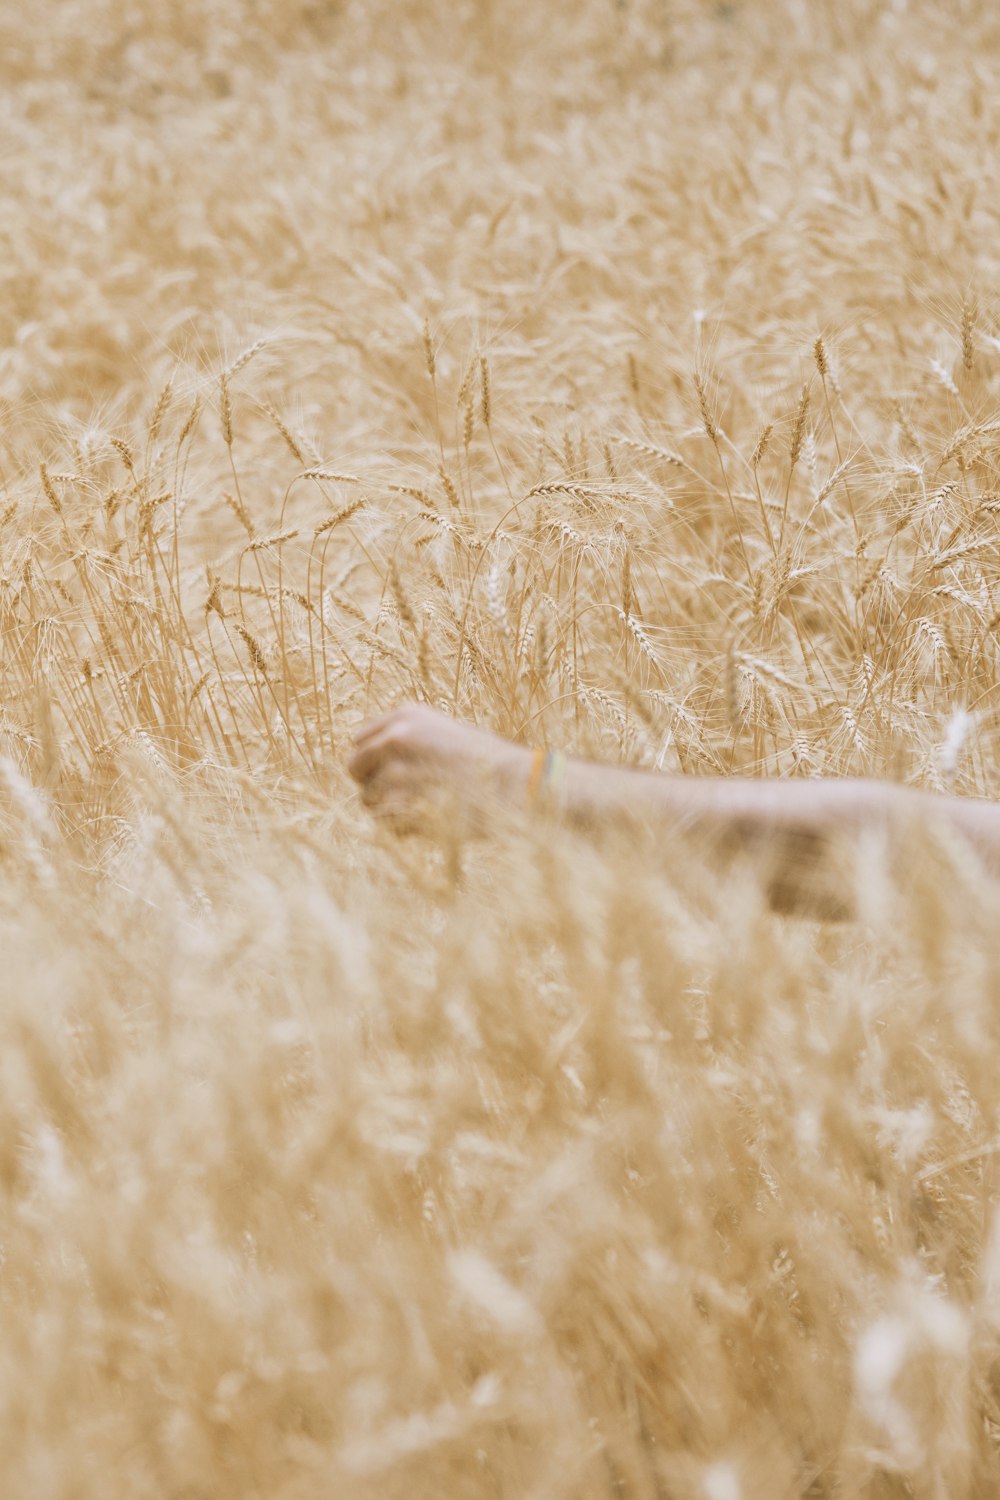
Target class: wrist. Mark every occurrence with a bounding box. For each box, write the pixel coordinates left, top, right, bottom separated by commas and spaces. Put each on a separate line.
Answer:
525, 748, 569, 814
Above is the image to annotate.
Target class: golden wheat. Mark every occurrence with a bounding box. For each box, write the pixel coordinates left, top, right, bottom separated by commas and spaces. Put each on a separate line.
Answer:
4, 1, 1000, 1496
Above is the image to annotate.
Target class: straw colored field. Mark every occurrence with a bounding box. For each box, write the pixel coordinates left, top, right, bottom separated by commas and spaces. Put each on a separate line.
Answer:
4, 1, 1000, 1494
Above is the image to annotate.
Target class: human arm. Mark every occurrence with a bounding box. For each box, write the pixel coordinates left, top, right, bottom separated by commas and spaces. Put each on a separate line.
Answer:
347, 704, 1000, 910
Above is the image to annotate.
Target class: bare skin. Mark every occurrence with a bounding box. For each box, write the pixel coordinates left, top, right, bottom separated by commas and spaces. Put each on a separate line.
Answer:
348, 705, 531, 829
348, 703, 1000, 910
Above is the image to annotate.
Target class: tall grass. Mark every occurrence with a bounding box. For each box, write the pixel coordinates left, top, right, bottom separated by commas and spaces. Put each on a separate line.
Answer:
4, 0, 1000, 1493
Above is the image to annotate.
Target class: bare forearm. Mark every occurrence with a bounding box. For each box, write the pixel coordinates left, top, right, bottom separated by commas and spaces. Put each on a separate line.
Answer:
347, 705, 1000, 913
559, 759, 1000, 909
562, 761, 907, 841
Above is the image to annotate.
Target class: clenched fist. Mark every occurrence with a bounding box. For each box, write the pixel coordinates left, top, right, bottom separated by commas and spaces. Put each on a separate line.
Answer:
348, 703, 530, 826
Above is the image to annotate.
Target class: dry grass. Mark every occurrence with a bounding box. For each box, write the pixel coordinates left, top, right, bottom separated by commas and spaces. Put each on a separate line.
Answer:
5, 0, 1000, 1493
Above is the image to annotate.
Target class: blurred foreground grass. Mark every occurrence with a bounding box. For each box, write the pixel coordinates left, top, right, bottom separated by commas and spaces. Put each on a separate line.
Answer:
5, 1, 1000, 1494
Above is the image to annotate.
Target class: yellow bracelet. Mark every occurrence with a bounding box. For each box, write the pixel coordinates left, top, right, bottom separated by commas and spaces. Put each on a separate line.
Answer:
526, 746, 547, 806
526, 749, 567, 811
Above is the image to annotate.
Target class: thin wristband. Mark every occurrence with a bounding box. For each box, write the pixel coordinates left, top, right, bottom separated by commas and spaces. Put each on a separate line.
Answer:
526, 746, 547, 806
526, 748, 567, 811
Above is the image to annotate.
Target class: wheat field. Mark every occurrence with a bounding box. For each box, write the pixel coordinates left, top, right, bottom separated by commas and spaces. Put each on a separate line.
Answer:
6, 1, 1000, 1494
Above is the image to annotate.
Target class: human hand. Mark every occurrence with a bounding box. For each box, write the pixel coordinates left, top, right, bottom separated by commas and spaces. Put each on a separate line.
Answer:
348, 703, 530, 826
